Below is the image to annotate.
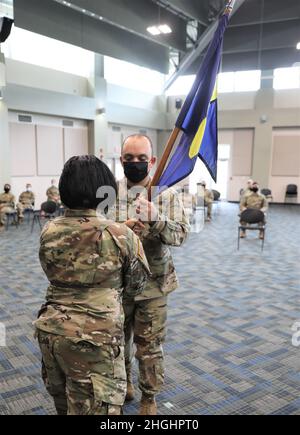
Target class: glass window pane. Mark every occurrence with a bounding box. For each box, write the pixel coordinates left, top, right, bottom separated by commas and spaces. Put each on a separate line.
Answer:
234, 70, 261, 92
218, 72, 235, 93
1, 26, 94, 77
273, 67, 300, 90
104, 56, 165, 95
165, 75, 196, 96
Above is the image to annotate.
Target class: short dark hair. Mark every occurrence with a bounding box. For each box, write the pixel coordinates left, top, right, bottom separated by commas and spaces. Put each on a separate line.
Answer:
59, 155, 117, 210
122, 134, 154, 155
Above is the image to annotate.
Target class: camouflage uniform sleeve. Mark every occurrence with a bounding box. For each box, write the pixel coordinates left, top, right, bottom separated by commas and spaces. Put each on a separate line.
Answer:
147, 189, 190, 247
123, 228, 151, 299
240, 195, 247, 212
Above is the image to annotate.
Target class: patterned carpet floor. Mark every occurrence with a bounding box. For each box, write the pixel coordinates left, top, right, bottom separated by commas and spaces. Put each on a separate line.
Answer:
0, 202, 299, 415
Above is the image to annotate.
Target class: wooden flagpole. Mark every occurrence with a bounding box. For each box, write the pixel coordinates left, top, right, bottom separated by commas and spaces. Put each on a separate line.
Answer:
148, 127, 181, 201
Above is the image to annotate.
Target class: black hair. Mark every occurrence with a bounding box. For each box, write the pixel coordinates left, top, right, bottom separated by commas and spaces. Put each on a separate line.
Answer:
59, 155, 117, 210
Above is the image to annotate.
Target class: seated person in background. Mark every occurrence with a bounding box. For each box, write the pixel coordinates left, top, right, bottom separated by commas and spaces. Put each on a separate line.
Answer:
199, 180, 214, 222
239, 181, 268, 240
17, 183, 35, 223
0, 184, 16, 231
179, 185, 196, 223
46, 179, 61, 205
240, 179, 253, 199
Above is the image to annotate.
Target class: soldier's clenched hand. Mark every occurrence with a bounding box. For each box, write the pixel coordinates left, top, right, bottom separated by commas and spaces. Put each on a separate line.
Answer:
136, 198, 158, 223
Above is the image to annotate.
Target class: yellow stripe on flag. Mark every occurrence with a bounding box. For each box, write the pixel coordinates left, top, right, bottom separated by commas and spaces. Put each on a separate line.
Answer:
188, 82, 217, 159
189, 117, 207, 159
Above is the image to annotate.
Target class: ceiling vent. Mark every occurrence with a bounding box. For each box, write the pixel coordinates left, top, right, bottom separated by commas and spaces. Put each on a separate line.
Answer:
112, 126, 121, 132
18, 114, 32, 123
62, 119, 74, 127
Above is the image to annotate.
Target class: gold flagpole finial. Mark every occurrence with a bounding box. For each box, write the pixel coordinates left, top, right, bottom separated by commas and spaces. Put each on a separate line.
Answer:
224, 0, 236, 15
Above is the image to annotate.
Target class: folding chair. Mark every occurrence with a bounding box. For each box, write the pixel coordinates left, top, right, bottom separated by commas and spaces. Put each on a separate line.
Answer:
31, 201, 57, 233
238, 208, 266, 252
5, 211, 19, 231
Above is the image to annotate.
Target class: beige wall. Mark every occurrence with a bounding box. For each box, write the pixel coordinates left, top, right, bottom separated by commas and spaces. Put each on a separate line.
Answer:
9, 114, 88, 208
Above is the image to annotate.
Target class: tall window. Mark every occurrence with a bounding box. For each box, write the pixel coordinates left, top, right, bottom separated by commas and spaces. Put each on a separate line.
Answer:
1, 26, 94, 77
218, 70, 261, 93
104, 56, 165, 95
273, 67, 300, 90
166, 70, 261, 96
165, 75, 196, 96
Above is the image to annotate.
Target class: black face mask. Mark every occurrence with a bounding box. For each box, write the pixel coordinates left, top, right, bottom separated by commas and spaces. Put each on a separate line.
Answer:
124, 162, 149, 184
4, 187, 10, 193
251, 187, 259, 193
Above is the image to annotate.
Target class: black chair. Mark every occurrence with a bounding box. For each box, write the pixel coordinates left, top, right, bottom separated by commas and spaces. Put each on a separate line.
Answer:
285, 184, 298, 203
23, 208, 34, 225
261, 188, 273, 203
31, 201, 57, 233
238, 208, 266, 251
5, 211, 19, 231
212, 190, 221, 201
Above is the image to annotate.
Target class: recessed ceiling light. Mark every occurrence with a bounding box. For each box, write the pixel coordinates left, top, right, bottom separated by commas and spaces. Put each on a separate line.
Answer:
158, 24, 172, 34
147, 26, 161, 36
99, 16, 103, 20
297, 42, 300, 50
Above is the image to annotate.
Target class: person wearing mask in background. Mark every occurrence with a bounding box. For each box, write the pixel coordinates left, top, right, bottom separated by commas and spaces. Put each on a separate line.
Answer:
0, 184, 16, 231
240, 181, 268, 239
46, 179, 61, 205
17, 183, 35, 223
34, 156, 150, 415
116, 134, 190, 415
199, 180, 214, 222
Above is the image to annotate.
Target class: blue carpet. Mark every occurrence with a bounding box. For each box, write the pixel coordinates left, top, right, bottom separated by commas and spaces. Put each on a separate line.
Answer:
0, 203, 299, 415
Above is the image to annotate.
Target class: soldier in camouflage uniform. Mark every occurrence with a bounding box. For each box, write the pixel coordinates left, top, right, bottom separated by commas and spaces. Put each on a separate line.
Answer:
240, 181, 268, 239
46, 179, 61, 205
34, 156, 150, 415
0, 184, 16, 231
240, 179, 254, 200
199, 181, 214, 221
17, 183, 35, 222
116, 134, 190, 415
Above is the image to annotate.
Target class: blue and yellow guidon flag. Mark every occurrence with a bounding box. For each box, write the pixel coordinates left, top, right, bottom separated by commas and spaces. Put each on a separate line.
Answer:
157, 2, 233, 191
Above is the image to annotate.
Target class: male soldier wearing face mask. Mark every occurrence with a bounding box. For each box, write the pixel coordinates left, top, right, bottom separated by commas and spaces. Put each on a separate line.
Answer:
0, 184, 16, 231
17, 183, 35, 223
115, 134, 190, 415
46, 179, 61, 205
240, 181, 268, 239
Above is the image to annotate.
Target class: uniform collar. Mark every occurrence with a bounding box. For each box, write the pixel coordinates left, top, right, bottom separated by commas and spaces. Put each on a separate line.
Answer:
65, 209, 106, 219
118, 177, 152, 199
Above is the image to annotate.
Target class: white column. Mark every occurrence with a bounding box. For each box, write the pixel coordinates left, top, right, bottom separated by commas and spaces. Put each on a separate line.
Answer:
0, 50, 11, 188
87, 54, 108, 159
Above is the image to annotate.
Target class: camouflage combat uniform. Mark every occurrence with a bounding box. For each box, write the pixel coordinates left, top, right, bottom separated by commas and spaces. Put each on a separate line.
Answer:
46, 186, 60, 204
116, 179, 190, 397
204, 188, 214, 219
34, 209, 150, 415
240, 191, 268, 234
240, 191, 268, 214
17, 191, 35, 218
0, 192, 15, 226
